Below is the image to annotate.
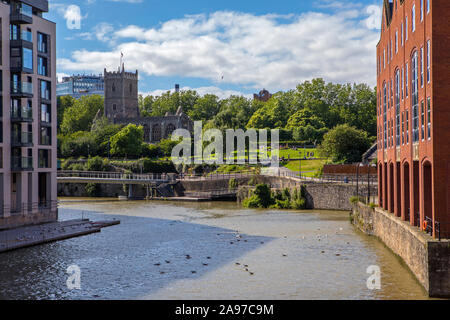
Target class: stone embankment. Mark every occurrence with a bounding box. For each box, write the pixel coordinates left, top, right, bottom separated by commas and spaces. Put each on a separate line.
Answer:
351, 202, 450, 297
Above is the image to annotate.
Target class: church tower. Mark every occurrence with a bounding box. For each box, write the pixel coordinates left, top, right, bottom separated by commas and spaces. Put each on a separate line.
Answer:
104, 64, 139, 121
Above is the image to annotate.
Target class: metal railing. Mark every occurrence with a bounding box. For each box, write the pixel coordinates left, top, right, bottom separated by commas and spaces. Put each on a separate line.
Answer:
178, 171, 256, 181
2, 200, 58, 216
11, 81, 33, 95
11, 156, 33, 171
183, 188, 239, 197
58, 171, 175, 182
11, 132, 33, 145
11, 106, 33, 121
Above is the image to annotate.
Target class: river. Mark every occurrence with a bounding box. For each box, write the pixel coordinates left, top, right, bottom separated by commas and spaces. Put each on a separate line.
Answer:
0, 199, 429, 300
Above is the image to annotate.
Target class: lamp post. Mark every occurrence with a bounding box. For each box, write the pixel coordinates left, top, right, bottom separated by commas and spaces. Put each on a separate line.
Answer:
356, 163, 363, 200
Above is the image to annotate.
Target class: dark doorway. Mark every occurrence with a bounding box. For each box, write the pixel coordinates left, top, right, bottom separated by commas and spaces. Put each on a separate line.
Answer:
38, 173, 48, 207
423, 162, 432, 226
413, 161, 420, 226
396, 162, 401, 217
389, 163, 394, 213
403, 162, 410, 221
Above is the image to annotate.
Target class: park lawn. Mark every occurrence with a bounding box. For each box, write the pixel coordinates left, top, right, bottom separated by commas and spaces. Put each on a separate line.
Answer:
272, 148, 321, 159
282, 159, 328, 177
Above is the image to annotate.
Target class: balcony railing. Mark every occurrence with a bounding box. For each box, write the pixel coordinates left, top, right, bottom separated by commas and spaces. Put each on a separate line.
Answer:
11, 132, 33, 147
10, 3, 33, 24
11, 81, 33, 97
40, 135, 51, 146
11, 106, 33, 122
11, 156, 33, 171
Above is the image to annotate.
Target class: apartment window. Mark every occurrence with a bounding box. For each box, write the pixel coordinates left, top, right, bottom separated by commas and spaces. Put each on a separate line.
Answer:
420, 47, 424, 87
40, 80, 51, 100
427, 40, 431, 83
427, 0, 430, 13
38, 150, 51, 168
41, 104, 51, 123
38, 57, 48, 76
420, 0, 424, 21
10, 24, 19, 40
412, 5, 416, 32
23, 47, 33, 70
383, 49, 386, 69
395, 70, 401, 146
412, 51, 419, 143
40, 127, 51, 145
37, 33, 48, 53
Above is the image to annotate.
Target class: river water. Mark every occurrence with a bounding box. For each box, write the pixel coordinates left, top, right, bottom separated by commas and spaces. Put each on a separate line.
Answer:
0, 199, 429, 300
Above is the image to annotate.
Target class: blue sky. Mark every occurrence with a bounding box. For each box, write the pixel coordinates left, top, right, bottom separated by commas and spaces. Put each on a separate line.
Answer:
48, 0, 383, 97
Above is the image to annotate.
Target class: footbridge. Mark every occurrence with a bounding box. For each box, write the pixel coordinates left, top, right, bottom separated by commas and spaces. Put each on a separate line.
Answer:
57, 171, 174, 185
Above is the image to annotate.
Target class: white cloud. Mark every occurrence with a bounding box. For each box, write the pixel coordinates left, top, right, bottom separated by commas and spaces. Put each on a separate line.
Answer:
58, 6, 381, 90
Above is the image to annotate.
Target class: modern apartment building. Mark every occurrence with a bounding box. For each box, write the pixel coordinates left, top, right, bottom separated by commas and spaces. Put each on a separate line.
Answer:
376, 0, 450, 238
57, 74, 104, 98
0, 0, 57, 229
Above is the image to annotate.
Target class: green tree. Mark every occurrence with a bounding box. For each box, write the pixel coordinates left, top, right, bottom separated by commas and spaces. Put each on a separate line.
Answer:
286, 108, 325, 129
110, 124, 144, 158
319, 124, 372, 164
211, 96, 253, 129
57, 95, 76, 132
60, 95, 104, 135
188, 94, 221, 121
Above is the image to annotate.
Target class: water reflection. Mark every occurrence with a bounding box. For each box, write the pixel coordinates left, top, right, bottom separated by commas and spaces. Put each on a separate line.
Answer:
0, 200, 429, 300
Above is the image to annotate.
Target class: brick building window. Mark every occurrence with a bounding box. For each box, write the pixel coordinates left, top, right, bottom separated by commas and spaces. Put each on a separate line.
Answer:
402, 112, 405, 145
406, 110, 409, 144
427, 40, 431, 83
427, 97, 431, 139
405, 62, 409, 97
411, 51, 419, 143
395, 70, 401, 146
427, 0, 430, 13
383, 83, 387, 149
420, 47, 424, 87
412, 5, 416, 32
405, 16, 408, 40
420, 0, 424, 22
421, 100, 425, 141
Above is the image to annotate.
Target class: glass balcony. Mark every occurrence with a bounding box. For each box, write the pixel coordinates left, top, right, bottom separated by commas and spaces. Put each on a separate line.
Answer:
11, 81, 33, 97
11, 156, 33, 171
11, 106, 33, 122
40, 135, 51, 146
41, 112, 51, 123
10, 3, 33, 24
21, 30, 33, 42
11, 132, 33, 147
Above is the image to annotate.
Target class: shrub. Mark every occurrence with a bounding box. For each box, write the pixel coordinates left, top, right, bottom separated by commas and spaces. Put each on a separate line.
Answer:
85, 183, 100, 197
229, 178, 238, 190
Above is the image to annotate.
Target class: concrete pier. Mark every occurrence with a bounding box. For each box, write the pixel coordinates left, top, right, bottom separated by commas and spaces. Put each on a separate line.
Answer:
0, 219, 120, 253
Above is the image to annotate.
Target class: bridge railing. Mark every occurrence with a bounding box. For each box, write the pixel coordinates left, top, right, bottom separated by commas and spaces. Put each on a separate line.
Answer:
183, 188, 239, 197
58, 171, 175, 181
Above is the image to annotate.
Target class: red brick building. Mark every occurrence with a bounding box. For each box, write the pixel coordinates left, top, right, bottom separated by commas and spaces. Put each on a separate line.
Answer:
376, 0, 450, 238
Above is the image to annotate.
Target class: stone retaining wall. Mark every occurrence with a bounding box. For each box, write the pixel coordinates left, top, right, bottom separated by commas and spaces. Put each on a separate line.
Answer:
351, 202, 450, 297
